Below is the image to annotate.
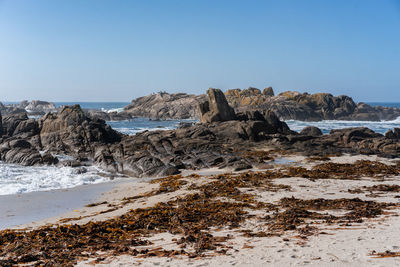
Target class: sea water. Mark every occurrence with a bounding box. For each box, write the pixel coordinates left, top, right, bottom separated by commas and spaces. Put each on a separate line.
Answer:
1, 101, 400, 195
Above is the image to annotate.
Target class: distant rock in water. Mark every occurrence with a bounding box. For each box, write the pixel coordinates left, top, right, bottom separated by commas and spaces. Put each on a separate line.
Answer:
123, 92, 206, 120
25, 100, 57, 115
121, 87, 400, 122
85, 109, 132, 121
0, 100, 57, 116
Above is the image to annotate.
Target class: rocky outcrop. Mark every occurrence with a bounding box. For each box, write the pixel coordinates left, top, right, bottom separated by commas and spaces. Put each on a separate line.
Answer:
263, 87, 275, 97
40, 105, 121, 154
199, 88, 237, 123
0, 102, 26, 116
1, 91, 400, 179
0, 100, 57, 116
225, 87, 274, 109
0, 93, 294, 176
124, 92, 206, 120
271, 127, 400, 158
25, 100, 57, 115
85, 109, 132, 121
385, 128, 400, 139
122, 88, 400, 122
0, 105, 121, 167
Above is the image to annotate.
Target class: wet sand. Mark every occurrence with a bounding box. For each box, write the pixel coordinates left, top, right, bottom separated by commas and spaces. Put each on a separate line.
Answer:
0, 180, 122, 229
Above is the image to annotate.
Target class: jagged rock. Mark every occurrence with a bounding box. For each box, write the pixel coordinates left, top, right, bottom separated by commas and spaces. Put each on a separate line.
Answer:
300, 126, 323, 136
272, 126, 400, 158
124, 92, 206, 120
263, 110, 291, 134
121, 88, 400, 122
263, 87, 274, 97
40, 105, 121, 154
0, 100, 57, 116
25, 100, 57, 115
85, 110, 132, 121
386, 128, 400, 139
199, 88, 236, 123
0, 139, 57, 166
1, 113, 29, 137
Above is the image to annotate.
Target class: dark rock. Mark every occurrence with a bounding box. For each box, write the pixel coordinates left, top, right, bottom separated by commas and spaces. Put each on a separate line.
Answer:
178, 122, 194, 129
199, 88, 237, 123
300, 126, 323, 136
40, 105, 121, 154
0, 111, 2, 136
1, 113, 29, 137
386, 128, 400, 139
263, 110, 291, 134
263, 87, 274, 97
86, 110, 132, 121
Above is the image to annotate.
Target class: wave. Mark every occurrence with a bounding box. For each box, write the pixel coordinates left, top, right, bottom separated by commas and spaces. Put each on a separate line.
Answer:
0, 162, 109, 196
285, 116, 400, 134
101, 107, 124, 113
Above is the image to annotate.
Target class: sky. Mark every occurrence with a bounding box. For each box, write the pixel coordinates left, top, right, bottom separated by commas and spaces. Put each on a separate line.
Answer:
0, 0, 399, 102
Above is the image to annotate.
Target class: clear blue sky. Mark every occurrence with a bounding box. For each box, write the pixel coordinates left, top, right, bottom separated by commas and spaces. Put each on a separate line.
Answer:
0, 0, 399, 102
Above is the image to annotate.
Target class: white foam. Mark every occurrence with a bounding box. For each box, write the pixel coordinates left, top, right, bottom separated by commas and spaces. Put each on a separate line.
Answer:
0, 162, 109, 196
286, 116, 400, 134
113, 126, 176, 135
101, 107, 124, 113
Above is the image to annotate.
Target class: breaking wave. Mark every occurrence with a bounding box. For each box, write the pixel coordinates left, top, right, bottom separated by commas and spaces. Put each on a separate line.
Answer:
286, 116, 400, 134
0, 162, 109, 196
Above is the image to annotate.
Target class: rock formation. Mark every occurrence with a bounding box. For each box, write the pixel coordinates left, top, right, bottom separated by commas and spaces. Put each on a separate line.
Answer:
0, 100, 57, 116
122, 88, 400, 121
385, 128, 400, 139
300, 126, 323, 136
263, 87, 275, 97
39, 105, 121, 154
25, 100, 57, 115
85, 109, 132, 121
1, 89, 400, 178
199, 88, 237, 123
124, 92, 206, 119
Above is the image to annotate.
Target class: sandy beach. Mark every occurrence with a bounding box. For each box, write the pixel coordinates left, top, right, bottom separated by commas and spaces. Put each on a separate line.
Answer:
2, 154, 400, 266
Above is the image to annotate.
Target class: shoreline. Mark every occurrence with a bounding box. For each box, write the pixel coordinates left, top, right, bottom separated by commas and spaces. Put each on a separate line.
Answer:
0, 179, 126, 230
1, 154, 400, 266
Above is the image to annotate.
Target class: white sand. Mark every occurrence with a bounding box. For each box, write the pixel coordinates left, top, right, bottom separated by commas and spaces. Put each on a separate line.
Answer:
4, 154, 400, 266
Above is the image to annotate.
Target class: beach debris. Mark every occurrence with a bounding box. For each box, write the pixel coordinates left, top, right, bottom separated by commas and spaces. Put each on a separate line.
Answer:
1, 160, 399, 265
370, 250, 400, 258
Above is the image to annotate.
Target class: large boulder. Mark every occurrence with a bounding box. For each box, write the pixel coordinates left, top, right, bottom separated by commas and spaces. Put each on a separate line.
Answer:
40, 105, 121, 154
199, 88, 237, 123
263, 87, 274, 97
263, 110, 291, 134
385, 128, 400, 139
300, 126, 323, 136
1, 113, 29, 137
0, 139, 57, 166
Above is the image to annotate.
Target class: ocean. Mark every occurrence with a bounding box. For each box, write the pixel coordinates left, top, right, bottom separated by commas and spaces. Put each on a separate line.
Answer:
1, 101, 400, 196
